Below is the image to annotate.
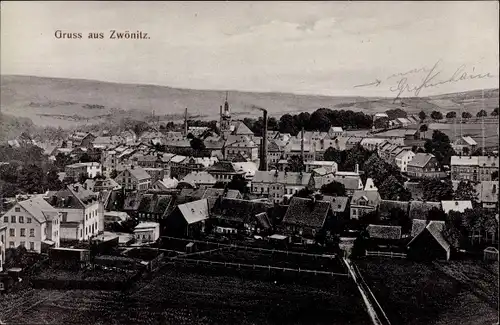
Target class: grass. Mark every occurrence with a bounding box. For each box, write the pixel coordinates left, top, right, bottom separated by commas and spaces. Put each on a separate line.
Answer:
355, 257, 498, 325
1, 266, 370, 325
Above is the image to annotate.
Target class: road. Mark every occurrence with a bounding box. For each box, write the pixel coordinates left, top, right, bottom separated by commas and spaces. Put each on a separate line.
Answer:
343, 258, 391, 325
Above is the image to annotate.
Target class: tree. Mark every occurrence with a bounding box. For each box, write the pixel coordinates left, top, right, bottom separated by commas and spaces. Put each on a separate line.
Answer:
419, 124, 428, 138
110, 169, 118, 179
492, 107, 499, 116
78, 173, 88, 185
388, 208, 412, 234
462, 112, 472, 119
190, 137, 205, 152
213, 182, 226, 189
424, 130, 456, 166
227, 175, 248, 194
287, 155, 304, 172
454, 180, 478, 203
186, 133, 195, 139
278, 114, 298, 135
295, 187, 313, 198
446, 111, 457, 119
378, 175, 412, 201
427, 207, 446, 221
422, 179, 454, 201
385, 108, 407, 119
45, 170, 63, 191
320, 181, 347, 196
476, 109, 488, 118
323, 147, 343, 164
374, 117, 390, 129
430, 111, 443, 120
418, 111, 427, 121
79, 153, 91, 163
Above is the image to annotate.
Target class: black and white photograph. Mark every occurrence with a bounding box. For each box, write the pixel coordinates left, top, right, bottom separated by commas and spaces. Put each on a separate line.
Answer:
0, 1, 499, 324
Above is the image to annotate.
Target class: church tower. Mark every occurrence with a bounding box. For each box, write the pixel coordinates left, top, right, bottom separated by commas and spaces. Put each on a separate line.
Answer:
220, 91, 232, 140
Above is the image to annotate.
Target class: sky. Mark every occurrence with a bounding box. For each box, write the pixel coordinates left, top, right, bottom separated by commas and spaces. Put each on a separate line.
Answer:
1, 1, 499, 97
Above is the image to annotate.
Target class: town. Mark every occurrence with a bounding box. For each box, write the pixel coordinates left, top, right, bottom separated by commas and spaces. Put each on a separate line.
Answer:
0, 92, 498, 324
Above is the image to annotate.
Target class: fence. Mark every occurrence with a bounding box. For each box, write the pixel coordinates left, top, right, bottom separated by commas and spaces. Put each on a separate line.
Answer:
171, 257, 349, 277
365, 251, 407, 259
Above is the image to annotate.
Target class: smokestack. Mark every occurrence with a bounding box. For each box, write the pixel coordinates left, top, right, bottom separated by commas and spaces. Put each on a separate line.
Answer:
259, 109, 268, 171
184, 107, 188, 136
301, 127, 305, 163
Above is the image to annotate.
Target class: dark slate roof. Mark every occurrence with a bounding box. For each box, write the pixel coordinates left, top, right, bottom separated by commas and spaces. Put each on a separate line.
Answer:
207, 161, 239, 173
282, 197, 331, 229
366, 224, 402, 240
202, 188, 242, 199
408, 153, 434, 168
411, 219, 427, 237
409, 201, 442, 220
379, 200, 410, 218
322, 196, 349, 213
211, 198, 271, 223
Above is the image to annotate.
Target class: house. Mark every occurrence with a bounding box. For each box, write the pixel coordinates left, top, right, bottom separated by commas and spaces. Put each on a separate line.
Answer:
328, 126, 344, 138
450, 156, 480, 182
180, 171, 217, 190
232, 161, 258, 181
92, 136, 124, 149
395, 150, 416, 172
173, 156, 219, 180
103, 211, 130, 227
477, 156, 499, 181
123, 193, 174, 221
409, 201, 442, 220
115, 166, 152, 191
144, 168, 165, 184
366, 224, 402, 241
224, 136, 259, 162
407, 153, 444, 179
360, 138, 387, 151
206, 161, 246, 183
164, 199, 209, 238
266, 140, 285, 167
483, 247, 499, 261
452, 136, 477, 155
364, 178, 378, 191
252, 170, 312, 204
441, 200, 473, 214
407, 220, 451, 261
0, 225, 6, 271
0, 197, 60, 253
321, 195, 350, 227
152, 177, 179, 191
168, 155, 188, 179
65, 162, 102, 180
477, 181, 499, 209
411, 219, 428, 237
283, 141, 315, 162
350, 190, 382, 219
133, 222, 160, 244
210, 198, 271, 236
280, 197, 334, 244
92, 178, 122, 192
304, 161, 338, 174
47, 184, 102, 242
67, 132, 96, 149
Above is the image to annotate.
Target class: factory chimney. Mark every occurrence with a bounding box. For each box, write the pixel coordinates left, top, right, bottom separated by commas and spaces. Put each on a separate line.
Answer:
300, 127, 305, 163
184, 107, 188, 136
259, 109, 268, 171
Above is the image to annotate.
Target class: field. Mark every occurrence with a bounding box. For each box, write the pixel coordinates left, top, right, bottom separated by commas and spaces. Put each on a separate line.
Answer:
355, 257, 499, 325
427, 122, 499, 148
0, 265, 370, 325
1, 75, 498, 130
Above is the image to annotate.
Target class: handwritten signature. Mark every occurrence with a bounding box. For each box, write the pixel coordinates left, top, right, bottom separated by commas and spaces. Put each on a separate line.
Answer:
353, 60, 493, 101
389, 60, 493, 101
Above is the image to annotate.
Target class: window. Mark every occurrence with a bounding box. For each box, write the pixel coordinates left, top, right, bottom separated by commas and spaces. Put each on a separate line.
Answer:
11, 216, 16, 223
27, 218, 32, 224
19, 216, 24, 223
15, 207, 20, 212
9, 229, 14, 237
20, 241, 25, 247
30, 242, 34, 250
29, 229, 34, 237
20, 229, 25, 237
3, 216, 7, 223
0, 282, 4, 291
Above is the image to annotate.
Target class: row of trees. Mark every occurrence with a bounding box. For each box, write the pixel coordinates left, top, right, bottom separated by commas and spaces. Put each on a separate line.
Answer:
419, 107, 497, 122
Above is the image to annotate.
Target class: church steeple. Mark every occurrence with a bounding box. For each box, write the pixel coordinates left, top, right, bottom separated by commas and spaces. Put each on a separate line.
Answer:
220, 91, 232, 140
224, 91, 230, 117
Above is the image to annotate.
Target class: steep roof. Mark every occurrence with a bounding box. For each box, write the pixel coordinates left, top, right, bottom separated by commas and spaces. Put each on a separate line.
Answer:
424, 220, 451, 252
202, 188, 242, 199
211, 198, 270, 223
408, 153, 435, 168
366, 224, 402, 240
411, 219, 427, 237
177, 199, 210, 224
379, 200, 410, 218
409, 201, 442, 220
322, 196, 349, 213
282, 197, 331, 229
461, 136, 477, 146
127, 166, 151, 181
351, 190, 381, 206
18, 197, 58, 224
232, 121, 254, 135
207, 161, 239, 173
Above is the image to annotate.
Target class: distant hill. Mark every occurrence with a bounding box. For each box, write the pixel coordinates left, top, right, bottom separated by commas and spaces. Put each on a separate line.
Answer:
1, 75, 498, 130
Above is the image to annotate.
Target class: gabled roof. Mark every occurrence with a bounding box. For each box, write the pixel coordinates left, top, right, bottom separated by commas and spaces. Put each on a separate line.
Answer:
207, 161, 240, 173
409, 201, 442, 220
366, 224, 402, 240
232, 121, 254, 135
322, 196, 349, 212
461, 136, 477, 146
202, 188, 242, 200
282, 197, 331, 229
441, 200, 473, 214
211, 198, 270, 223
154, 177, 179, 190
177, 199, 210, 224
17, 197, 58, 224
126, 166, 151, 181
181, 171, 217, 185
414, 220, 451, 252
411, 219, 427, 237
351, 190, 381, 206
408, 153, 435, 168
